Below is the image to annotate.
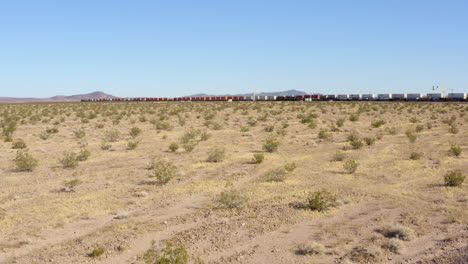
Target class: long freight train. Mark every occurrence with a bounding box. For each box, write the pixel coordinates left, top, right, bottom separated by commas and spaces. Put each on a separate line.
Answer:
81, 93, 467, 102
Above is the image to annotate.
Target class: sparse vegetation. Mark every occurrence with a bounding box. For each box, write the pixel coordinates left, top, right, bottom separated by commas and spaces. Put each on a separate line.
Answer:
444, 170, 465, 186
252, 153, 264, 164
216, 189, 248, 209
59, 152, 79, 168
343, 160, 359, 174
449, 143, 462, 157
15, 150, 38, 171
148, 160, 178, 184
306, 190, 337, 211
263, 137, 279, 152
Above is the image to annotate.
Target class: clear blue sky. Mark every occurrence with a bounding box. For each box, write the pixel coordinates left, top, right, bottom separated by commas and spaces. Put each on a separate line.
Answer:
1, 0, 467, 97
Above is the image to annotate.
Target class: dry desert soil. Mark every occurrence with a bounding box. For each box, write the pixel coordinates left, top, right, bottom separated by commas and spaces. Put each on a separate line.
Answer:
0, 101, 467, 264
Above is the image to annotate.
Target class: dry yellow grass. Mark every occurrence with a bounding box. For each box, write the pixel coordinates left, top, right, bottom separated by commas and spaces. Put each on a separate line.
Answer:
0, 101, 467, 263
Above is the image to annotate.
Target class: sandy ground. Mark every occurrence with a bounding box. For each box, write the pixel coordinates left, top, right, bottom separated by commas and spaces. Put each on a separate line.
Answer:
0, 101, 467, 263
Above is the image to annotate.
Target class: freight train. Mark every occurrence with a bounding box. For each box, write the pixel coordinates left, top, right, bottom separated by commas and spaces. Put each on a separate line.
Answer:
81, 93, 467, 102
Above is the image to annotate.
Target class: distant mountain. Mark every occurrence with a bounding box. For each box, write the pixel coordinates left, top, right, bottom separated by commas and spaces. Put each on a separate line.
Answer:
0, 91, 118, 103
185, 89, 310, 97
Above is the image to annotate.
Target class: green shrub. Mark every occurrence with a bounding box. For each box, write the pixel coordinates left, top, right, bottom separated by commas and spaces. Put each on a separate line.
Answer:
336, 118, 345, 127
318, 129, 331, 140
415, 125, 424, 133
183, 142, 197, 152
59, 152, 79, 168
104, 130, 120, 142
449, 125, 459, 134
363, 137, 375, 146
15, 151, 38, 171
409, 152, 422, 160
240, 126, 250, 132
216, 189, 248, 209
46, 127, 59, 134
39, 131, 50, 140
91, 247, 105, 258
252, 153, 264, 164
405, 130, 417, 143
349, 114, 359, 122
207, 147, 225, 162
100, 141, 112, 150
148, 160, 178, 184
444, 170, 465, 186
332, 151, 346, 161
169, 142, 179, 152
263, 167, 288, 182
76, 148, 91, 161
12, 139, 27, 149
306, 190, 337, 211
350, 140, 363, 149
143, 241, 201, 264
371, 120, 386, 128
63, 179, 81, 192
74, 129, 86, 139
127, 140, 140, 150
130, 127, 142, 138
284, 162, 297, 172
263, 137, 279, 153
449, 144, 462, 157
264, 125, 274, 132
343, 160, 359, 174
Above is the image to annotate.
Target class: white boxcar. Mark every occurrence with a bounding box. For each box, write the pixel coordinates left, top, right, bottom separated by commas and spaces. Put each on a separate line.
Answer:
361, 94, 374, 100
377, 94, 392, 100
349, 94, 361, 100
407, 93, 424, 100
337, 94, 349, 100
391, 94, 406, 100
447, 93, 467, 100
266, 96, 277, 101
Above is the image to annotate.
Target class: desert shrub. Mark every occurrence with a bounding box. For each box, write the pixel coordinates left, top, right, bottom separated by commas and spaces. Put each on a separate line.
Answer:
15, 151, 38, 171
59, 152, 79, 168
4, 135, 13, 142
346, 132, 360, 142
95, 123, 104, 129
409, 152, 422, 160
12, 139, 27, 149
252, 153, 264, 164
349, 114, 359, 122
336, 118, 345, 127
377, 225, 416, 241
343, 160, 359, 174
415, 125, 424, 133
284, 162, 297, 172
74, 129, 86, 139
216, 189, 248, 209
143, 241, 203, 264
426, 122, 433, 129
90, 247, 105, 258
350, 140, 363, 149
183, 142, 197, 152
332, 151, 346, 161
1, 122, 16, 136
349, 245, 383, 263
154, 121, 172, 131
200, 131, 210, 141
240, 126, 250, 132
100, 141, 112, 150
295, 242, 325, 255
381, 238, 404, 254
409, 117, 419, 123
129, 127, 142, 138
306, 190, 336, 211
63, 179, 81, 192
104, 130, 120, 142
363, 137, 375, 146
247, 119, 257, 127
127, 140, 140, 150
264, 125, 274, 132
263, 137, 279, 153
444, 170, 465, 187
76, 149, 91, 161
449, 144, 462, 157
46, 127, 59, 133
405, 130, 417, 143
263, 167, 288, 182
371, 120, 386, 128
207, 147, 225, 162
39, 131, 50, 140
148, 160, 178, 184
449, 124, 459, 134
318, 129, 331, 140
169, 142, 179, 152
